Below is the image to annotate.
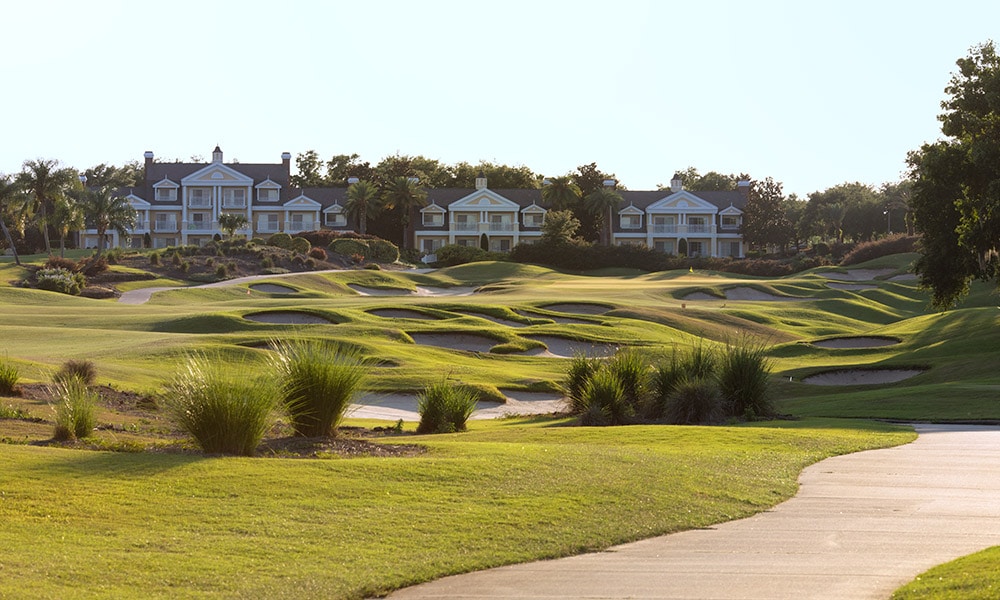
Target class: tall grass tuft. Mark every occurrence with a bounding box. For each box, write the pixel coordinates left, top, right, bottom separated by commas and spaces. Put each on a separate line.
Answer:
162, 353, 279, 456
51, 377, 98, 440
564, 353, 602, 414
272, 340, 369, 437
646, 350, 685, 420
606, 349, 648, 412
579, 368, 632, 426
0, 354, 19, 395
718, 336, 774, 419
54, 359, 97, 386
417, 381, 477, 434
664, 377, 723, 425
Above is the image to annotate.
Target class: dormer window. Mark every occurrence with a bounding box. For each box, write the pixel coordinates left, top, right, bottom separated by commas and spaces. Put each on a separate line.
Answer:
423, 212, 444, 226
524, 213, 544, 228
258, 188, 278, 202
721, 215, 740, 229
155, 188, 176, 202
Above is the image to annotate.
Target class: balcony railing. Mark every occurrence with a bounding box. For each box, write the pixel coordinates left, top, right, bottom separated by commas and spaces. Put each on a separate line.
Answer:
452, 222, 478, 231
153, 221, 178, 233
188, 198, 212, 208
257, 223, 281, 233
285, 221, 315, 233
488, 222, 515, 232
129, 221, 150, 232
185, 221, 217, 232
222, 199, 247, 209
651, 224, 711, 234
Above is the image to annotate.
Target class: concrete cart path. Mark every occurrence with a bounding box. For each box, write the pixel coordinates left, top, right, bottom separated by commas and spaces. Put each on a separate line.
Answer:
388, 424, 1000, 600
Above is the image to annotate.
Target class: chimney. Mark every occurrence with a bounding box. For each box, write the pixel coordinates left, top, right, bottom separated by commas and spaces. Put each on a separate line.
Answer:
670, 173, 683, 193
212, 145, 223, 163
602, 178, 617, 189
475, 170, 487, 190
144, 151, 154, 184
281, 152, 291, 180
737, 179, 751, 199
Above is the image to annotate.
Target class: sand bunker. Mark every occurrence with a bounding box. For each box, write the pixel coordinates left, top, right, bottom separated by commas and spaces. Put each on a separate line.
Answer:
802, 368, 924, 386
409, 332, 498, 353
820, 268, 895, 281
244, 311, 333, 325
248, 283, 297, 294
414, 286, 477, 297
827, 282, 877, 291
348, 284, 415, 296
525, 335, 619, 358
811, 337, 900, 349
684, 287, 805, 302
890, 273, 919, 282
349, 391, 567, 421
368, 309, 439, 320
540, 303, 611, 315
459, 312, 529, 328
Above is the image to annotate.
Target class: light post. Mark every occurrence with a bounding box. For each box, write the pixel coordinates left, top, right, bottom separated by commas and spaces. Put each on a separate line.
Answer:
79, 174, 88, 250
883, 209, 891, 235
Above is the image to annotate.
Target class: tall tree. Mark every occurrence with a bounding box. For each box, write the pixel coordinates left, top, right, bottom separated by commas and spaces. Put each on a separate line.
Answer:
17, 159, 77, 253
290, 150, 328, 187
573, 163, 619, 242
451, 162, 541, 188
741, 177, 791, 252
51, 195, 84, 257
83, 162, 143, 189
909, 41, 1000, 307
79, 185, 136, 257
0, 175, 25, 265
540, 176, 582, 211
217, 212, 248, 239
585, 186, 623, 246
345, 179, 380, 235
326, 153, 374, 185
540, 209, 581, 245
666, 167, 741, 191
380, 176, 427, 250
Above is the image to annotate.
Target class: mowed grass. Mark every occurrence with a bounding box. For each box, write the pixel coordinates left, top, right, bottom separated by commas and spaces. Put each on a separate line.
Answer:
891, 546, 1000, 599
0, 418, 912, 599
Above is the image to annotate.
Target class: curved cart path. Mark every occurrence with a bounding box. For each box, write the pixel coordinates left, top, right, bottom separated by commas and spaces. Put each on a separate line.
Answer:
388, 424, 1000, 600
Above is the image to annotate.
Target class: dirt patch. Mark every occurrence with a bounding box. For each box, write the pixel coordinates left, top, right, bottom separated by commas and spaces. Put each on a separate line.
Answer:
257, 432, 424, 458
409, 333, 499, 352
801, 368, 925, 386
811, 337, 900, 349
244, 311, 334, 325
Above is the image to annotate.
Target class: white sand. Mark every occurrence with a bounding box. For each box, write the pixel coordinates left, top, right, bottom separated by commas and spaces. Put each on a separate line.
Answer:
414, 286, 478, 297
826, 282, 877, 291
811, 337, 900, 349
248, 283, 297, 294
243, 311, 333, 325
820, 268, 895, 281
349, 391, 567, 421
409, 332, 499, 352
890, 273, 919, 282
348, 284, 415, 296
369, 309, 439, 320
801, 369, 924, 386
526, 335, 619, 358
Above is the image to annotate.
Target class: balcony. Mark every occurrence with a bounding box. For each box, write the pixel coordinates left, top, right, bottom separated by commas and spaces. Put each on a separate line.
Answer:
129, 220, 150, 233
222, 199, 247, 209
452, 222, 478, 232
257, 223, 281, 233
153, 221, 178, 233
188, 198, 212, 208
488, 222, 515, 232
285, 221, 315, 233
651, 224, 711, 234
185, 220, 217, 232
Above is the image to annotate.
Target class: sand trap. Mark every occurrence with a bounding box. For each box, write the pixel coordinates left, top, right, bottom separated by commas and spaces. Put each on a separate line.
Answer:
414, 286, 478, 297
349, 284, 415, 296
459, 312, 529, 328
890, 273, 919, 282
811, 337, 900, 349
526, 335, 619, 358
684, 287, 804, 302
248, 283, 297, 294
820, 268, 895, 281
244, 311, 334, 325
516, 309, 594, 325
349, 391, 567, 421
409, 332, 498, 353
540, 303, 612, 315
368, 309, 439, 320
801, 368, 924, 386
827, 282, 877, 291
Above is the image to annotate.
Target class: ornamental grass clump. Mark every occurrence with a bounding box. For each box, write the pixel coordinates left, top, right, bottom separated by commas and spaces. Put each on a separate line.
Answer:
578, 368, 632, 426
664, 377, 723, 425
564, 353, 602, 413
717, 336, 774, 420
54, 359, 97, 386
163, 354, 279, 456
272, 340, 369, 437
0, 355, 18, 395
416, 381, 477, 434
51, 377, 98, 440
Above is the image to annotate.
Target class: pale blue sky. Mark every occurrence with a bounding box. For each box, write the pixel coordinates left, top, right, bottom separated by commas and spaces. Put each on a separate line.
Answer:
2, 0, 997, 198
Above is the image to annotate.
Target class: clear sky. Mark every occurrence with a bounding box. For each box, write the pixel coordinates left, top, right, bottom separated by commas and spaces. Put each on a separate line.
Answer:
1, 0, 997, 198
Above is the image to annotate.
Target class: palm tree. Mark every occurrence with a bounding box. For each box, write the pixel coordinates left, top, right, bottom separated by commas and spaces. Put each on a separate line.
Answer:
585, 187, 623, 246
218, 212, 249, 239
345, 179, 380, 235
541, 176, 582, 211
17, 159, 77, 254
0, 175, 25, 265
52, 195, 84, 258
81, 185, 136, 257
381, 176, 427, 250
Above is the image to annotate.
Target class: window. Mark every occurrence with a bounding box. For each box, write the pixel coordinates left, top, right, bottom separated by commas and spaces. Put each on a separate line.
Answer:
423, 212, 444, 226
258, 188, 278, 202
523, 213, 544, 228
154, 214, 177, 232
654, 240, 674, 254
490, 238, 512, 252
223, 188, 246, 208
688, 241, 703, 257
189, 188, 211, 207
422, 239, 443, 253
189, 213, 210, 230
721, 215, 739, 229
687, 217, 708, 233
621, 214, 642, 229
325, 212, 346, 227
258, 214, 280, 233
155, 188, 176, 202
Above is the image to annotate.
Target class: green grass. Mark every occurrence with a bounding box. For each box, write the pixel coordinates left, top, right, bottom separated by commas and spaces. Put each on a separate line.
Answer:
0, 418, 912, 599
891, 546, 1000, 599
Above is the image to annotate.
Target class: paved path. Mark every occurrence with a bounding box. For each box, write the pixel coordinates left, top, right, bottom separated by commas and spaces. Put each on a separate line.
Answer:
388, 424, 1000, 599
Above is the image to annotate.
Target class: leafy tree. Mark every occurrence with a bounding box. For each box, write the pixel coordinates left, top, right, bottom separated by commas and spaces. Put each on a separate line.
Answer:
217, 212, 248, 239
79, 185, 136, 257
540, 175, 582, 211
585, 187, 623, 246
373, 154, 451, 189
881, 180, 914, 235
783, 195, 807, 250
326, 153, 374, 185
380, 176, 427, 250
345, 179, 381, 235
17, 159, 77, 253
83, 162, 142, 189
803, 183, 880, 244
0, 175, 26, 265
742, 177, 791, 251
573, 163, 619, 242
290, 150, 327, 187
908, 43, 1000, 307
52, 195, 84, 257
540, 209, 581, 244
451, 161, 540, 188
665, 167, 743, 192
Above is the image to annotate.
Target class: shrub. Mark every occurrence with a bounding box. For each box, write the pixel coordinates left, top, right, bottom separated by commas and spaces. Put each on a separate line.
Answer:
367, 238, 400, 263
416, 381, 477, 434
646, 352, 686, 420
261, 256, 274, 268
664, 377, 723, 425
679, 340, 718, 380
162, 353, 279, 456
364, 263, 381, 270
51, 377, 98, 440
290, 237, 311, 254
36, 268, 86, 295
77, 255, 109, 277
841, 234, 919, 266
272, 341, 369, 437
149, 252, 161, 266
717, 336, 774, 419
54, 360, 97, 386
0, 355, 19, 395
267, 232, 294, 250
329, 238, 370, 259
578, 368, 632, 426
564, 354, 603, 414
171, 251, 182, 266
43, 256, 78, 271
215, 263, 229, 278
308, 247, 328, 261
433, 244, 493, 267
606, 349, 648, 411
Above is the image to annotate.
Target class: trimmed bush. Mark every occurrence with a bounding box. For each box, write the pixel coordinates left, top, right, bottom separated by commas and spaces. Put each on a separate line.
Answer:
36, 268, 86, 295
290, 236, 311, 254
433, 244, 496, 267
43, 256, 79, 271
267, 232, 294, 250
149, 252, 161, 266
51, 377, 98, 440
162, 353, 279, 456
367, 238, 400, 263
0, 355, 19, 395
717, 336, 774, 419
841, 234, 919, 266
272, 340, 369, 437
54, 360, 97, 386
308, 247, 328, 261
417, 381, 477, 434
329, 238, 370, 259
664, 377, 723, 425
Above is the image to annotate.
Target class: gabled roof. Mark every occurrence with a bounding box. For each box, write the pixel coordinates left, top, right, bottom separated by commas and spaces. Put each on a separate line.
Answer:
421, 203, 446, 213
646, 191, 723, 213
152, 177, 178, 189
448, 188, 523, 210
720, 204, 744, 215
618, 204, 644, 215
181, 162, 254, 186
255, 177, 281, 189
283, 194, 322, 209
521, 202, 546, 213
